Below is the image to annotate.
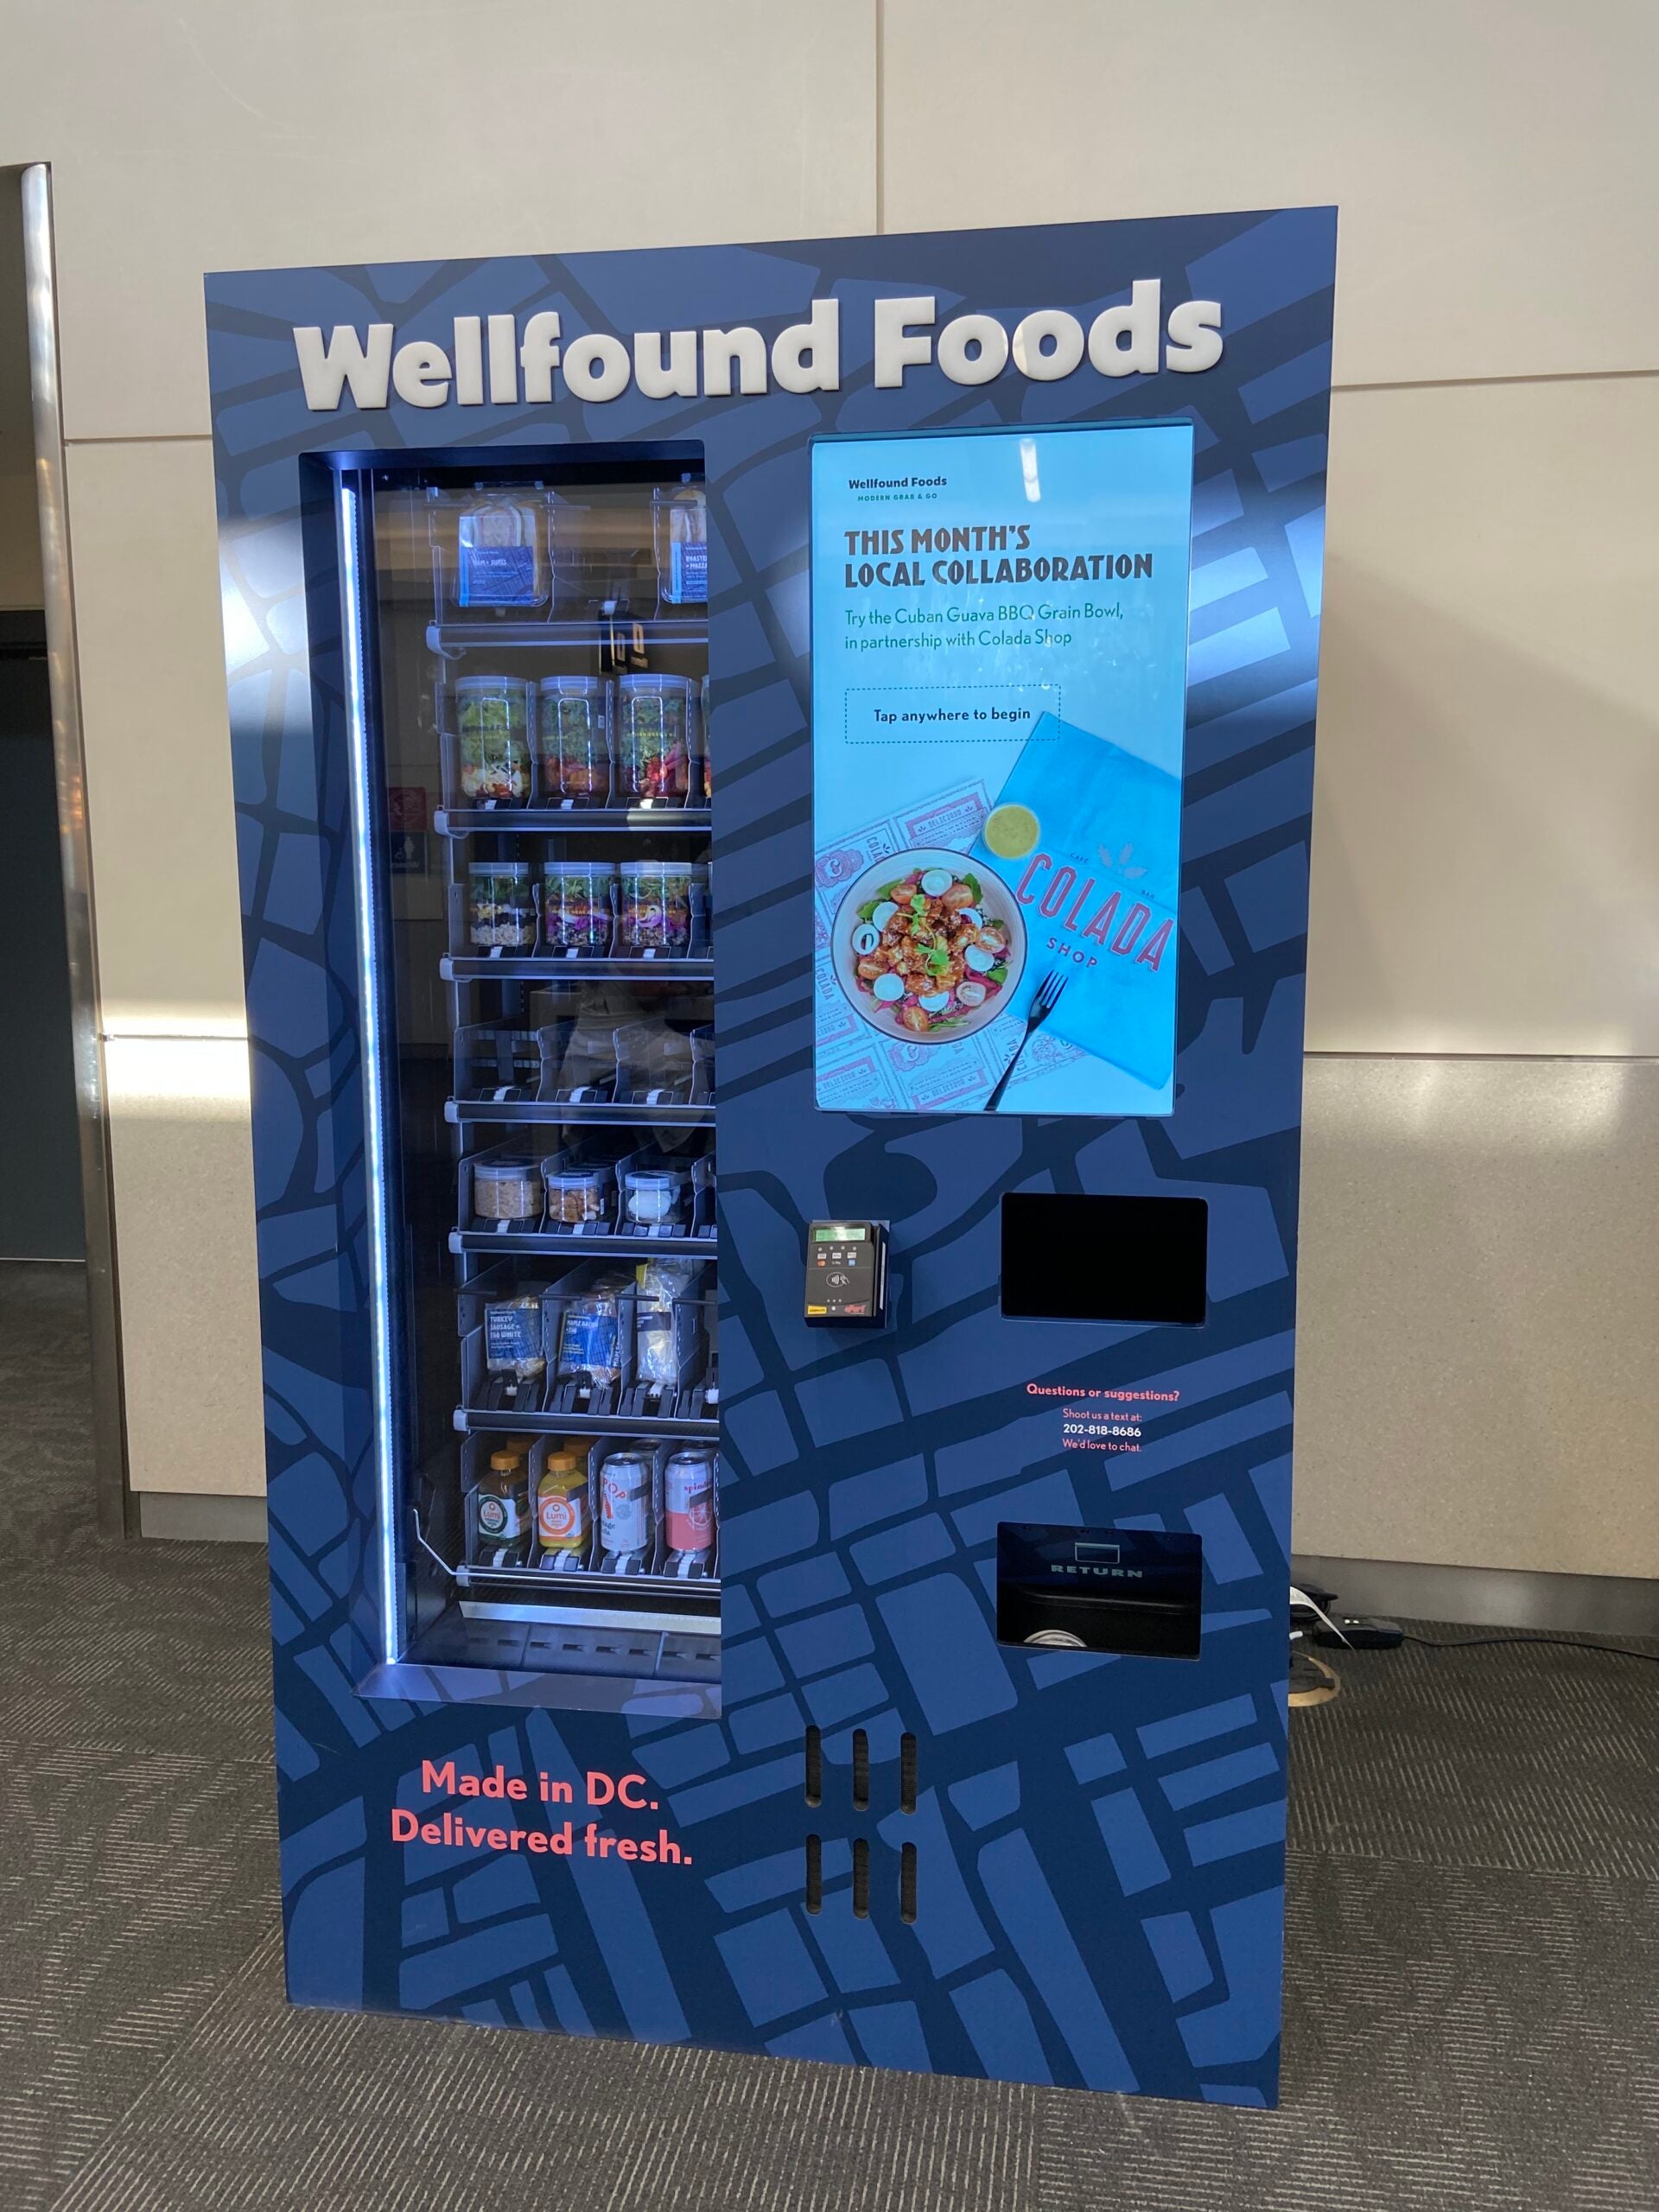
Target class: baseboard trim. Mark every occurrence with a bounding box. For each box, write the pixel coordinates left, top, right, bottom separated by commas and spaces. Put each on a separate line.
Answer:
1293, 1554, 1659, 1637
138, 1491, 267, 1545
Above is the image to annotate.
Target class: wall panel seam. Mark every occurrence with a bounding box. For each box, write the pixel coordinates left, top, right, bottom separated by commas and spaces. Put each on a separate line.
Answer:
63, 431, 213, 446
1305, 1049, 1659, 1066
1334, 366, 1658, 396
61, 366, 1657, 453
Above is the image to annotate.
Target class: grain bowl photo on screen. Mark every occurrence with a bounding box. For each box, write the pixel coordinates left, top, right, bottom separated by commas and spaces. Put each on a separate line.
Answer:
833, 848, 1027, 1040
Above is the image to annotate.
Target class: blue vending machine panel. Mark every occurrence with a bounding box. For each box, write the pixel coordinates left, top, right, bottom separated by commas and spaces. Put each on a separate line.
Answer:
207, 207, 1335, 2105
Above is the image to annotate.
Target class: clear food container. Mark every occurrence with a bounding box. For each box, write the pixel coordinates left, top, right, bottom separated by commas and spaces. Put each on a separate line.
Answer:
473, 1157, 543, 1223
624, 1165, 690, 1229
616, 857, 693, 955
467, 860, 536, 948
456, 490, 545, 609
652, 477, 707, 607
538, 675, 612, 804
543, 1165, 612, 1226
541, 858, 615, 955
454, 675, 533, 804
615, 675, 691, 803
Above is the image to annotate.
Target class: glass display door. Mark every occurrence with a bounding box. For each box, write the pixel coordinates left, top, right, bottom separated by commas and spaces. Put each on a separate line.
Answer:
336, 450, 718, 1688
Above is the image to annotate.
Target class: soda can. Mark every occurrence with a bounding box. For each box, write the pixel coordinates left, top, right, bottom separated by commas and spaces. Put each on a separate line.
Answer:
664, 1451, 715, 1556
600, 1451, 652, 1557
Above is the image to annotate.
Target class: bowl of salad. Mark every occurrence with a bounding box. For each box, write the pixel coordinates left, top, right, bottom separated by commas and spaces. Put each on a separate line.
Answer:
832, 849, 1026, 1042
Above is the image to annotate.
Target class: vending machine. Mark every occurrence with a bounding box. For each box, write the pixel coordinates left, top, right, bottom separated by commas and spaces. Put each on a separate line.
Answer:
208, 206, 1335, 2105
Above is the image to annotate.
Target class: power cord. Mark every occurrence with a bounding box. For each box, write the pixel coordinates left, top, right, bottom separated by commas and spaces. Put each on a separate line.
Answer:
1399, 1630, 1659, 1668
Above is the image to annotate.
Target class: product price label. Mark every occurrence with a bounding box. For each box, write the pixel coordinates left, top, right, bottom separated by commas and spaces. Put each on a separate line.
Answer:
538, 1489, 586, 1546
485, 1300, 541, 1370
671, 541, 708, 602
461, 545, 538, 605
478, 1492, 525, 1541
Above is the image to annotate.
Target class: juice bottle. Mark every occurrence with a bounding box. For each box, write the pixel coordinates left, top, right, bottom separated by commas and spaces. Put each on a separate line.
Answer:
475, 1448, 530, 1563
536, 1450, 590, 1563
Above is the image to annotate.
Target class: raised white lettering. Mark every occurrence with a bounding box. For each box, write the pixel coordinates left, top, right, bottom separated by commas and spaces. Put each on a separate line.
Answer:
391, 340, 451, 408
518, 310, 563, 403
702, 325, 767, 397
1089, 281, 1160, 378
563, 333, 631, 402
772, 298, 840, 393
1165, 297, 1224, 373
633, 329, 698, 399
293, 323, 393, 410
874, 296, 935, 388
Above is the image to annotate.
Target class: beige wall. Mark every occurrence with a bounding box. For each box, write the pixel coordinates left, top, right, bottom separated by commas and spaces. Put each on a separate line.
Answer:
0, 3, 878, 1502
2, 3, 1655, 1571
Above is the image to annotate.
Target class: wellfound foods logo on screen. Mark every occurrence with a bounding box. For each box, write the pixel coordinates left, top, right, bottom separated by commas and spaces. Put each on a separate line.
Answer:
289, 284, 1224, 410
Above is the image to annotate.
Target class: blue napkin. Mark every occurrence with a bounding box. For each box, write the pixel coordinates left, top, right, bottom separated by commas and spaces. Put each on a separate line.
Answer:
970, 714, 1180, 1091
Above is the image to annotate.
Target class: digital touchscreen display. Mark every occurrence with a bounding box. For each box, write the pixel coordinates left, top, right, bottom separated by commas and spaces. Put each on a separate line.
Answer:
810, 422, 1193, 1119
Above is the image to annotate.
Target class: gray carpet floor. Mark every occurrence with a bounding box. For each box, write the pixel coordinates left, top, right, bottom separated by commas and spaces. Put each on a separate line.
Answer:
2, 1259, 1656, 2211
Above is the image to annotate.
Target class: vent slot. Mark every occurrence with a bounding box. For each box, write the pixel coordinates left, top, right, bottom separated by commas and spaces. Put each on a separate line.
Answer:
851, 1728, 870, 1811
899, 1841, 918, 1923
804, 1725, 822, 1808
804, 1834, 823, 1914
852, 1836, 870, 1918
899, 1732, 918, 1814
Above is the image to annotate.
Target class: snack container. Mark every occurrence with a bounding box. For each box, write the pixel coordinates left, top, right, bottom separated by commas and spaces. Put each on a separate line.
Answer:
473, 1156, 543, 1224
543, 1165, 612, 1226
623, 1166, 690, 1230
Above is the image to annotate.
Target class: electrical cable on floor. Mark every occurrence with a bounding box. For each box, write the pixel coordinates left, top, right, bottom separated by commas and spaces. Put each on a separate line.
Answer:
1287, 1647, 1340, 1707
1400, 1631, 1659, 1668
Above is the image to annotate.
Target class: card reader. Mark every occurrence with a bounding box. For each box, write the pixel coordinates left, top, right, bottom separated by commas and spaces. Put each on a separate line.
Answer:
804, 1220, 889, 1327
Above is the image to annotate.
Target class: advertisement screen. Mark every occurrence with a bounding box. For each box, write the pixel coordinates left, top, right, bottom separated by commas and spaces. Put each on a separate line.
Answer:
811, 422, 1194, 1117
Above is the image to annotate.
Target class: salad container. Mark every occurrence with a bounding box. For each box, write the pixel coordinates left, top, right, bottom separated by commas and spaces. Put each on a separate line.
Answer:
454, 675, 533, 804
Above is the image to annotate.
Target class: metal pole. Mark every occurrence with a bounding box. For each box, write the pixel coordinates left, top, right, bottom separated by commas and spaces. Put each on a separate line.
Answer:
19, 162, 131, 1536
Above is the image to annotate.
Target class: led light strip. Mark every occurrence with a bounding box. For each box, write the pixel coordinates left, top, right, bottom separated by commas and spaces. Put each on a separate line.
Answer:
338, 479, 402, 1664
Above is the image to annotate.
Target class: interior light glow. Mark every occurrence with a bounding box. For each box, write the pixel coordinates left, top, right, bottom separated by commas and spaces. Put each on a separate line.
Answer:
339, 479, 404, 1666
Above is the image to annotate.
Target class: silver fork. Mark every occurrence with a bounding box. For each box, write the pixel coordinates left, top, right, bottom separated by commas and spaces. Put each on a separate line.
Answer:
982, 969, 1068, 1111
